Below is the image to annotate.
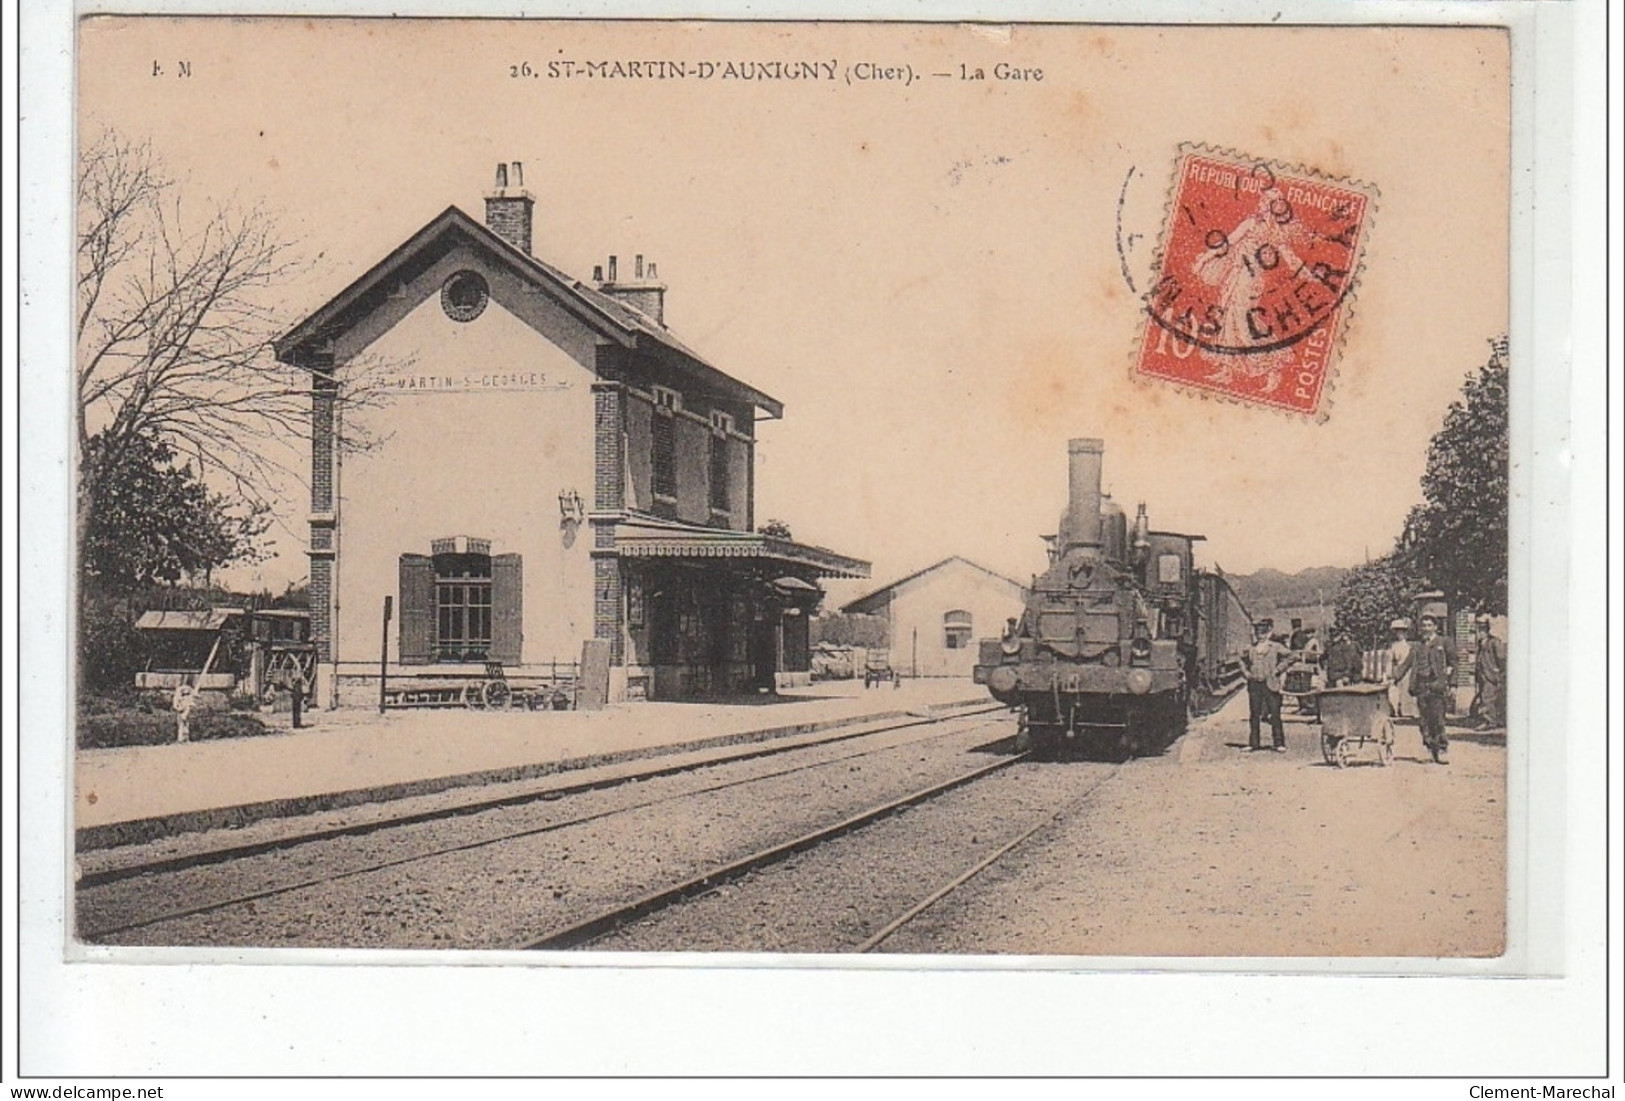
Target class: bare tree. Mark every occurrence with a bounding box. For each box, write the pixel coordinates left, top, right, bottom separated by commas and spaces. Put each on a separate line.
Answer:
77, 130, 392, 515
78, 131, 308, 504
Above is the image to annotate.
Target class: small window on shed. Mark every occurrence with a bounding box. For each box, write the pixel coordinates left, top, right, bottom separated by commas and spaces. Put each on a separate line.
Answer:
943, 609, 973, 650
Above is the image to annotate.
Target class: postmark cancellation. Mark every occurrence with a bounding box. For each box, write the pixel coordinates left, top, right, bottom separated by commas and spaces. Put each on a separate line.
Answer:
1135, 146, 1377, 419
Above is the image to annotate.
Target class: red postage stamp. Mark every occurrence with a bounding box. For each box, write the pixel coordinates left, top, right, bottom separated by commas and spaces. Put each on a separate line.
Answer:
1135, 148, 1376, 417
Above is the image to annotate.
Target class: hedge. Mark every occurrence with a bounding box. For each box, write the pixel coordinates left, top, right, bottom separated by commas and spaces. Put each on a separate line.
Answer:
76, 708, 273, 750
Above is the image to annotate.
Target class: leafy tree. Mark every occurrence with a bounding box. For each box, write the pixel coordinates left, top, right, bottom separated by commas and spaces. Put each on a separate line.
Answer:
1332, 553, 1426, 651
758, 518, 794, 540
80, 428, 269, 596
269, 580, 311, 609
76, 130, 394, 692
1400, 338, 1509, 614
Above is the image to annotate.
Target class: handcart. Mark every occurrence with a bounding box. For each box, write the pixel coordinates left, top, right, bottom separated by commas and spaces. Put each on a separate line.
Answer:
1316, 683, 1395, 768
863, 649, 900, 689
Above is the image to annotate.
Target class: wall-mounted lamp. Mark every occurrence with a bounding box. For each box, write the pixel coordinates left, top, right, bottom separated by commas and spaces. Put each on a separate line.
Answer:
558, 489, 586, 525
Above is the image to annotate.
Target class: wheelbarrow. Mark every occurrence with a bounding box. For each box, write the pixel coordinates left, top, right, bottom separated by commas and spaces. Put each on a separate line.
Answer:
1316, 683, 1395, 768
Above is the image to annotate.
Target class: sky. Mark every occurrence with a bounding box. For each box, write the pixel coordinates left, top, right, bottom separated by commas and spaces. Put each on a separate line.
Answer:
76, 18, 1511, 596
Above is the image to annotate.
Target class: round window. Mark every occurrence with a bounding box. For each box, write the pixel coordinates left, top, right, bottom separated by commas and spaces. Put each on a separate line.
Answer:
440, 270, 489, 322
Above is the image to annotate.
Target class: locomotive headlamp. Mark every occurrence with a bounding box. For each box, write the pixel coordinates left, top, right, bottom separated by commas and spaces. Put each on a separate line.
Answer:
1130, 636, 1153, 666
1000, 636, 1022, 656
1127, 668, 1154, 695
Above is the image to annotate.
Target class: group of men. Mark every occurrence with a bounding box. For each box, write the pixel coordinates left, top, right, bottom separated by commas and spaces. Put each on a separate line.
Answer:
1239, 612, 1506, 766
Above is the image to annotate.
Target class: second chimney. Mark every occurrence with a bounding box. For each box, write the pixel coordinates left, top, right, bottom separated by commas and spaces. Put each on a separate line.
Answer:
595, 251, 668, 326
484, 161, 535, 255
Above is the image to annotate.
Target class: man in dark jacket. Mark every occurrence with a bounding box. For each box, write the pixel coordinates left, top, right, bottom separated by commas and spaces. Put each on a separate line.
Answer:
1395, 613, 1457, 764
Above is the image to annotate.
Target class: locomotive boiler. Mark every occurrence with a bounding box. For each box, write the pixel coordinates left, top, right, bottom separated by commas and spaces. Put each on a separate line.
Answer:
974, 438, 1251, 757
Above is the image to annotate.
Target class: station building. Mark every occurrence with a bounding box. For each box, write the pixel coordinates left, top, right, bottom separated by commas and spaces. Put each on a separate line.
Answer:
276, 164, 868, 706
841, 557, 1027, 679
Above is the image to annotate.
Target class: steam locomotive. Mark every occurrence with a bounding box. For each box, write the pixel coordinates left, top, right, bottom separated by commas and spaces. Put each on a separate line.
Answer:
974, 439, 1251, 757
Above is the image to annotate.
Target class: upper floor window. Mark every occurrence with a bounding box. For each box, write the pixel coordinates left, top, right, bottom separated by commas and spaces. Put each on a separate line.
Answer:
709, 411, 733, 513
652, 386, 681, 501
944, 609, 973, 650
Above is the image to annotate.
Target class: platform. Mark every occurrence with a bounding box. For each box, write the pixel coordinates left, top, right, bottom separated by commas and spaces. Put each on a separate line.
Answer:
74, 678, 990, 848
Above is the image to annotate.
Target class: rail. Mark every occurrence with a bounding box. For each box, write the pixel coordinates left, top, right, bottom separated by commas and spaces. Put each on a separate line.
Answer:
517, 749, 1025, 950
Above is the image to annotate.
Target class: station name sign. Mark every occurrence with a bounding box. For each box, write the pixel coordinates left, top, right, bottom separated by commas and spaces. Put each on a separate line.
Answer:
384, 371, 574, 393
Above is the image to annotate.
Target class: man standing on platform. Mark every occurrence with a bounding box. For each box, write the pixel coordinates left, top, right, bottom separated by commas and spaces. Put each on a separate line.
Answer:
1241, 618, 1293, 753
171, 680, 197, 743
1395, 613, 1457, 764
1472, 614, 1506, 729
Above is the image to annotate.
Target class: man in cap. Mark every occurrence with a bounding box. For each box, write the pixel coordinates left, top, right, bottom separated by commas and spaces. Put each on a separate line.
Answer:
1472, 614, 1506, 729
1240, 618, 1292, 752
1393, 613, 1457, 763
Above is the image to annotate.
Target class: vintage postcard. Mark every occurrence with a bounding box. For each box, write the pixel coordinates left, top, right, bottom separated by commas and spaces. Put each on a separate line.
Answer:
66, 16, 1515, 972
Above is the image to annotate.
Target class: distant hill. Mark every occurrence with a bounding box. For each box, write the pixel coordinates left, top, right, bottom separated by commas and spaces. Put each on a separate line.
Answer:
1226, 566, 1350, 623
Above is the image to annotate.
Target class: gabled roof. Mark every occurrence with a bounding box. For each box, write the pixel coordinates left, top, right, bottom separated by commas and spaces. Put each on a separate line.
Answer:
274, 206, 783, 418
840, 556, 1027, 615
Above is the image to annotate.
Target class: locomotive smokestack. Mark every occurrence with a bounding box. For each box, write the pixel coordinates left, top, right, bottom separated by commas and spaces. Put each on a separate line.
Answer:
1062, 438, 1105, 552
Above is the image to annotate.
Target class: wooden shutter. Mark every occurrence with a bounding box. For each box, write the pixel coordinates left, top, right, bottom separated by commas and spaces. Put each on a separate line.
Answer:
398, 554, 435, 665
491, 553, 523, 664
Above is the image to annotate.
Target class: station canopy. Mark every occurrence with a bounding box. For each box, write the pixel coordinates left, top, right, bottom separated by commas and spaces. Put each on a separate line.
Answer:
613, 518, 869, 580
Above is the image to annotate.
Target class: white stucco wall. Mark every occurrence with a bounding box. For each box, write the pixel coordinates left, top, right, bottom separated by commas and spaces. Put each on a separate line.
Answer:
882, 560, 1027, 678
332, 280, 597, 669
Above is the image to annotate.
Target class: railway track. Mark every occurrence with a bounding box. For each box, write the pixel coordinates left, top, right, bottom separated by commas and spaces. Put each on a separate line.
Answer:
517, 751, 1027, 950
573, 757, 1124, 954
77, 702, 1006, 890
77, 708, 1013, 944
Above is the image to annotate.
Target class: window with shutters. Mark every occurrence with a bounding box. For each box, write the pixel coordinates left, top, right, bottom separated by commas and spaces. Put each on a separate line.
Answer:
652, 386, 680, 501
399, 545, 521, 665
943, 609, 973, 650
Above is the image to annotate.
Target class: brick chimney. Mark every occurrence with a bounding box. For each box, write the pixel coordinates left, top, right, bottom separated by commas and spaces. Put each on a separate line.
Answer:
484, 162, 534, 255
594, 252, 667, 326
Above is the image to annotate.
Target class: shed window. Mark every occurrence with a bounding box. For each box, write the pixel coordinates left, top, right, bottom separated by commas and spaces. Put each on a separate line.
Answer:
944, 609, 973, 650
